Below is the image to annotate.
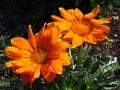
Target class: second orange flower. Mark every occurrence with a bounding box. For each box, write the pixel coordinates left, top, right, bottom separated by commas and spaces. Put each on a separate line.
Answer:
51, 5, 111, 48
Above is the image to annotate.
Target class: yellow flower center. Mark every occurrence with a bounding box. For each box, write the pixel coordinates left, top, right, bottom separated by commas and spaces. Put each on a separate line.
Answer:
30, 47, 47, 64
72, 22, 90, 35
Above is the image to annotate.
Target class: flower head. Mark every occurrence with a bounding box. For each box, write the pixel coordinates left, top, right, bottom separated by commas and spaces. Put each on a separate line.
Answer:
51, 5, 111, 48
5, 23, 70, 86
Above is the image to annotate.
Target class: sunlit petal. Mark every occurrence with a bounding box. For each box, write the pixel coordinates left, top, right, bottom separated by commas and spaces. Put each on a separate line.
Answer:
11, 37, 33, 52
59, 7, 75, 21
5, 46, 31, 59
84, 5, 100, 21
84, 34, 96, 44
28, 25, 37, 49
75, 8, 83, 21
72, 34, 84, 48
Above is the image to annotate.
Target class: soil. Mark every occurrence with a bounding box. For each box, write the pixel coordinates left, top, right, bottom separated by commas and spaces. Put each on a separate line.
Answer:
108, 6, 120, 62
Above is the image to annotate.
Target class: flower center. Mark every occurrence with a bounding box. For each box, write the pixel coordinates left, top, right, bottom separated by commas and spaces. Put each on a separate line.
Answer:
72, 22, 90, 35
30, 47, 47, 64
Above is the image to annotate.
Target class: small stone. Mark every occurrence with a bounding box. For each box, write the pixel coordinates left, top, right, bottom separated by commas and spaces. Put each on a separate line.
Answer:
114, 34, 118, 37
113, 16, 119, 20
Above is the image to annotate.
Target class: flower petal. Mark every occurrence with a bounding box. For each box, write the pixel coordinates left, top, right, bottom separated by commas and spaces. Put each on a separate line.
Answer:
52, 40, 69, 51
93, 33, 107, 41
41, 64, 56, 82
33, 65, 41, 79
75, 8, 83, 21
84, 34, 96, 44
67, 9, 75, 17
6, 61, 13, 67
51, 22, 70, 33
91, 25, 110, 34
59, 7, 75, 21
9, 58, 31, 67
46, 23, 61, 44
11, 37, 33, 52
47, 41, 69, 60
72, 34, 84, 48
84, 5, 100, 21
63, 30, 75, 42
51, 15, 67, 22
43, 71, 56, 82
28, 25, 37, 49
91, 18, 111, 26
5, 46, 31, 59
58, 52, 70, 65
50, 60, 63, 74
15, 65, 33, 73
20, 72, 32, 84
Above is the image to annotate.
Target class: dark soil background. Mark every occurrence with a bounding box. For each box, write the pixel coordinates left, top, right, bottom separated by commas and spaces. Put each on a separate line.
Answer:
109, 6, 120, 61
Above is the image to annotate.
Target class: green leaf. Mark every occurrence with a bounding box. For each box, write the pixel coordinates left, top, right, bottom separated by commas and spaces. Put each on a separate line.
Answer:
0, 78, 10, 87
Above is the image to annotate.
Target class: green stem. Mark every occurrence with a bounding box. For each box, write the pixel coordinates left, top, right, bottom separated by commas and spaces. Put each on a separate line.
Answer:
68, 46, 75, 69
53, 81, 60, 90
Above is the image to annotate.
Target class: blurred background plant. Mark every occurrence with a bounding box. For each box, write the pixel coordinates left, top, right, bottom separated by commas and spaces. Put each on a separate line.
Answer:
0, 0, 120, 90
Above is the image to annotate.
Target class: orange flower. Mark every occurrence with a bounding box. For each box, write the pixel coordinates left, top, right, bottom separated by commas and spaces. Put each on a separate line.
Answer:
5, 23, 70, 86
51, 5, 111, 48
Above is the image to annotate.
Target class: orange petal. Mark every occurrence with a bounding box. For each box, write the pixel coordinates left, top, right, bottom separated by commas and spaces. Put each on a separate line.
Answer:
47, 24, 61, 44
84, 34, 96, 44
67, 9, 76, 17
35, 33, 39, 43
11, 37, 33, 52
67, 9, 77, 21
6, 61, 13, 67
20, 72, 31, 84
33, 65, 41, 79
63, 30, 75, 42
93, 33, 107, 41
41, 64, 53, 82
47, 41, 69, 59
15, 64, 33, 73
43, 71, 56, 82
59, 7, 75, 21
72, 34, 84, 48
37, 24, 60, 48
58, 52, 70, 65
5, 46, 31, 59
50, 60, 63, 74
10, 58, 31, 67
91, 25, 110, 34
75, 8, 83, 21
46, 72, 56, 82
51, 40, 69, 51
28, 25, 37, 49
51, 22, 70, 33
84, 5, 100, 21
51, 15, 67, 22
91, 18, 111, 26
36, 23, 47, 47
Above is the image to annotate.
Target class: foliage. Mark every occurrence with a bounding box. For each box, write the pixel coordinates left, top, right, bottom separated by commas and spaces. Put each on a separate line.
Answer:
48, 43, 120, 90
